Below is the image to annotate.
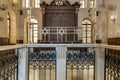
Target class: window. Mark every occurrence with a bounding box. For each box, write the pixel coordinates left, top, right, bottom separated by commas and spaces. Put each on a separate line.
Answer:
7, 13, 10, 37
90, 0, 95, 8
29, 19, 38, 43
80, 0, 86, 8
35, 0, 40, 8
22, 0, 30, 8
22, 0, 41, 8
26, 0, 30, 8
82, 19, 92, 43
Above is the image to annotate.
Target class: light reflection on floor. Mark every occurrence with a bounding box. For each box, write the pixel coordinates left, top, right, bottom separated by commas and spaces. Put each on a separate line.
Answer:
29, 67, 94, 80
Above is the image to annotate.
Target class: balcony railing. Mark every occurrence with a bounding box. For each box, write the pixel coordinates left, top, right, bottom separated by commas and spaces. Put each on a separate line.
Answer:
29, 27, 87, 43
0, 44, 120, 80
99, 44, 120, 80
26, 44, 97, 80
105, 49, 120, 80
0, 45, 26, 80
0, 49, 17, 80
101, 45, 120, 80
66, 47, 95, 80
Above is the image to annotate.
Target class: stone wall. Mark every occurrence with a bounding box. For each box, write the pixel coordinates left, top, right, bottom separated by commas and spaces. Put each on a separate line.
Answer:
0, 0, 10, 38
105, 0, 120, 38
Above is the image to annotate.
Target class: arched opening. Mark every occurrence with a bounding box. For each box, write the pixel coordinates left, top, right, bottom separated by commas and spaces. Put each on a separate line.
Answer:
24, 17, 38, 44
82, 19, 92, 43
29, 19, 38, 43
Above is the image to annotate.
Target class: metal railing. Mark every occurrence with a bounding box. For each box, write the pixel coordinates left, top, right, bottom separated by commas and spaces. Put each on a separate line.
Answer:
0, 49, 18, 80
105, 49, 120, 80
0, 45, 26, 80
99, 44, 120, 80
1, 44, 120, 80
30, 27, 84, 43
27, 44, 96, 80
28, 47, 56, 80
66, 47, 95, 80
41, 27, 81, 42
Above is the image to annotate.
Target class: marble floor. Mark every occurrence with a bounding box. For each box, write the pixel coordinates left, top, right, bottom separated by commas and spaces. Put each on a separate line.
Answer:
29, 68, 94, 80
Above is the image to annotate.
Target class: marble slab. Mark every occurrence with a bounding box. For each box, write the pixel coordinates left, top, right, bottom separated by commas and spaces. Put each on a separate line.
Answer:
0, 44, 25, 51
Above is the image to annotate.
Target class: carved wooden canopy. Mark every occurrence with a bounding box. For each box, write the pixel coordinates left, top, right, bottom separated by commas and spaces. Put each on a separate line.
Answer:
40, 0, 80, 11
40, 0, 81, 42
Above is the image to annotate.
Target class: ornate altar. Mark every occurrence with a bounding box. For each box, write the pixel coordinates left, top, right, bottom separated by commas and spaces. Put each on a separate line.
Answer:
40, 0, 80, 43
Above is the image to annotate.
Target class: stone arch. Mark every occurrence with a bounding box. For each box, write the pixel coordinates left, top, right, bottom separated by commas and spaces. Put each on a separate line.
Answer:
82, 18, 94, 25
8, 10, 16, 44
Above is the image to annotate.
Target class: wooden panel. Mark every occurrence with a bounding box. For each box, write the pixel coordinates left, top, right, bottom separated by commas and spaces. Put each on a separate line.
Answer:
43, 9, 77, 42
44, 12, 77, 42
17, 40, 23, 44
40, 0, 80, 43
45, 13, 60, 26
45, 12, 76, 26
108, 38, 120, 45
61, 13, 76, 26
116, 38, 120, 45
0, 38, 9, 45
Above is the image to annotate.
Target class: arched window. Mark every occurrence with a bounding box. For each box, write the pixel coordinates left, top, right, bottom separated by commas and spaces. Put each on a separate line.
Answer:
90, 0, 95, 8
29, 19, 38, 43
22, 0, 30, 8
79, 0, 87, 8
22, 0, 40, 8
82, 19, 92, 43
35, 0, 40, 8
7, 13, 10, 38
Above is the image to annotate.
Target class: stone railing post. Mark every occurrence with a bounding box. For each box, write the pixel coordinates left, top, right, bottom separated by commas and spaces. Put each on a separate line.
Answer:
95, 47, 105, 80
17, 47, 27, 80
56, 45, 67, 80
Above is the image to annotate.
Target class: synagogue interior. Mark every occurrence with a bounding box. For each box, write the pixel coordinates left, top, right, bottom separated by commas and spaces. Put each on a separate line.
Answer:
0, 0, 120, 80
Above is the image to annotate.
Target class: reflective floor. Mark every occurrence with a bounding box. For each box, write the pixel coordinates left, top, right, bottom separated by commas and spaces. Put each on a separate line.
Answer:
29, 68, 94, 80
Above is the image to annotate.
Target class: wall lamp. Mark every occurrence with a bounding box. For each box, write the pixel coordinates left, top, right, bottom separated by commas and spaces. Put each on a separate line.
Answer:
111, 13, 117, 24
0, 4, 8, 10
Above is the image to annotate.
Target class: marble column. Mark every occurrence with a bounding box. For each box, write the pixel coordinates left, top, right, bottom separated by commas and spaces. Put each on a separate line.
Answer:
56, 46, 67, 80
18, 48, 27, 80
95, 48, 105, 80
